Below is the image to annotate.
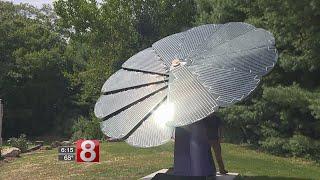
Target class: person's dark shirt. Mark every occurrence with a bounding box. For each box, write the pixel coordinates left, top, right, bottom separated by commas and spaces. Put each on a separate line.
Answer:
204, 114, 222, 140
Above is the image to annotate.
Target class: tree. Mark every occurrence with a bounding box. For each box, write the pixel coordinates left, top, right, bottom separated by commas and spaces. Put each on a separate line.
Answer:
53, 0, 197, 110
53, 0, 197, 140
195, 0, 320, 160
0, 2, 76, 137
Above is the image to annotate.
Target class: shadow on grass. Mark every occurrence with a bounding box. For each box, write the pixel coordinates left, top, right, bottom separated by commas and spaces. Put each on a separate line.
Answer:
236, 176, 311, 180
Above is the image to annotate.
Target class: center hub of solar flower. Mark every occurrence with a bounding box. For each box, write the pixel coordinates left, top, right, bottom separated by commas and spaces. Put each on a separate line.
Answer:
171, 59, 181, 67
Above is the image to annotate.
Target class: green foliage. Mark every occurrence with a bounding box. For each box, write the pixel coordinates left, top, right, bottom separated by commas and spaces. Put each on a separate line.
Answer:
0, 2, 78, 137
70, 115, 104, 142
53, 0, 197, 136
260, 137, 289, 155
196, 0, 248, 23
260, 135, 320, 162
2, 0, 320, 162
309, 92, 320, 119
2, 0, 197, 139
195, 0, 320, 161
7, 134, 28, 153
285, 135, 320, 159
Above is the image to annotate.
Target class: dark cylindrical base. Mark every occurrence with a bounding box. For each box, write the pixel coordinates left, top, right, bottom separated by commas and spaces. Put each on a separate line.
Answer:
173, 121, 216, 177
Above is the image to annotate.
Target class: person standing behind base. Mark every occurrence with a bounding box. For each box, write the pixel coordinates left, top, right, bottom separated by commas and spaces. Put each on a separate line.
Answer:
205, 114, 228, 174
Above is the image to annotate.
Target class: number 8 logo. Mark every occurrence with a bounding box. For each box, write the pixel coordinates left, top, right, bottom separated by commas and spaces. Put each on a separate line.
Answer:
76, 140, 100, 162
80, 140, 96, 162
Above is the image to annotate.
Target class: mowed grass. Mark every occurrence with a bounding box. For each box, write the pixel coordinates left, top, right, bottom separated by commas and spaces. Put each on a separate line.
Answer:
1, 142, 320, 180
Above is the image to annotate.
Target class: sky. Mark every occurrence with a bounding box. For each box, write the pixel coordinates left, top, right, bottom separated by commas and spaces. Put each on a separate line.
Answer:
3, 0, 55, 8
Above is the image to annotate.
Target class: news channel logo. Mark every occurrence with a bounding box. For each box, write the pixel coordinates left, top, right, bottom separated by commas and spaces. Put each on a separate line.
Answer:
58, 140, 100, 162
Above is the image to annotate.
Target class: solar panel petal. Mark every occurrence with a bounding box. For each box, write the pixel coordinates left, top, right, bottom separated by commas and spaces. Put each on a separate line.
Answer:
94, 22, 278, 148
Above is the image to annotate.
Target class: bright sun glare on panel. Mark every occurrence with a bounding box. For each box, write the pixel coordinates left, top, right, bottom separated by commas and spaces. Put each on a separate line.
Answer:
154, 102, 175, 127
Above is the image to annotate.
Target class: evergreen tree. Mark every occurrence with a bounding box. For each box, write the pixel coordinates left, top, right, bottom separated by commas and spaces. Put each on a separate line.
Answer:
195, 0, 320, 160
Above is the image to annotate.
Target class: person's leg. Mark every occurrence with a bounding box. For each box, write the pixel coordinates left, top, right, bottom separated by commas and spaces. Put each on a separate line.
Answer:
211, 140, 228, 174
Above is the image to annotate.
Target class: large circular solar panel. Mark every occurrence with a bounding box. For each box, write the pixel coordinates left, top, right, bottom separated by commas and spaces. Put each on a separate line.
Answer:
94, 22, 278, 147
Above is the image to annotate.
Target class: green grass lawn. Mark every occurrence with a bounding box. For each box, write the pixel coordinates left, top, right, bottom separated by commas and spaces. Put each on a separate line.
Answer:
1, 142, 319, 179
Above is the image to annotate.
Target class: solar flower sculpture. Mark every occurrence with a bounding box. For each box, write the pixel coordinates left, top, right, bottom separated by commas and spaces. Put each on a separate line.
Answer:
94, 22, 278, 177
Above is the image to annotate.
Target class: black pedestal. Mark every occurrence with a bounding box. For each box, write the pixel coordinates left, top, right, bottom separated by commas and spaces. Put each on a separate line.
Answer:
173, 121, 216, 177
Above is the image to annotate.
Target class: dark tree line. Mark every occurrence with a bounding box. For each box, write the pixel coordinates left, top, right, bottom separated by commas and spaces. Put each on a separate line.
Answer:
196, 0, 320, 160
0, 3, 77, 137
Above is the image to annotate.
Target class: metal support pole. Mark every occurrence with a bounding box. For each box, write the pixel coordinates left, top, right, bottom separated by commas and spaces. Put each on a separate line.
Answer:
174, 120, 216, 177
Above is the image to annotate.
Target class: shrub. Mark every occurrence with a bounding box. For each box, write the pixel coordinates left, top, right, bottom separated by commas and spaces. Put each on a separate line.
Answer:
259, 137, 289, 155
70, 115, 104, 142
284, 135, 320, 160
260, 135, 320, 162
7, 134, 29, 153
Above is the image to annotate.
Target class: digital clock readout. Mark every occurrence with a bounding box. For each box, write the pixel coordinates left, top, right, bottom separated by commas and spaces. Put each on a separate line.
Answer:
58, 147, 75, 153
58, 146, 76, 161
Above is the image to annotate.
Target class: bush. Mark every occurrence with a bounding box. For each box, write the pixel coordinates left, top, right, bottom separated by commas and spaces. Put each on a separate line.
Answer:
7, 134, 29, 153
285, 135, 312, 157
260, 135, 320, 162
70, 115, 104, 142
284, 135, 320, 160
259, 137, 289, 155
